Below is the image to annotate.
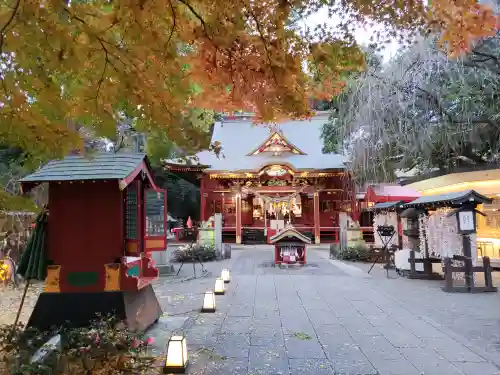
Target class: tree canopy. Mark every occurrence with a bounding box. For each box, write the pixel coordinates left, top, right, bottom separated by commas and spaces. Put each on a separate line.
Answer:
0, 0, 498, 166
322, 29, 500, 182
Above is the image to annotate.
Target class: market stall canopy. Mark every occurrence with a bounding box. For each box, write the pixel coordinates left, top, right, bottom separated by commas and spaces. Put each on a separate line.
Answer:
20, 152, 158, 192
365, 184, 421, 204
370, 201, 405, 212
402, 190, 492, 209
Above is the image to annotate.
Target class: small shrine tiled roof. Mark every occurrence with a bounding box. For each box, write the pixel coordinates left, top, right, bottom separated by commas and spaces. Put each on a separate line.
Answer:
167, 112, 347, 172
270, 226, 312, 244
21, 152, 148, 183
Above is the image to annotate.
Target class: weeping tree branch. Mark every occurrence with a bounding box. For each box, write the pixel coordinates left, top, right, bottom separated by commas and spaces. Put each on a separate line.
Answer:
322, 35, 500, 182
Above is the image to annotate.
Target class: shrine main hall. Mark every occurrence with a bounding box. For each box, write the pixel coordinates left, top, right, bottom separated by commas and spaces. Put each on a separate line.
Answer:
165, 111, 357, 244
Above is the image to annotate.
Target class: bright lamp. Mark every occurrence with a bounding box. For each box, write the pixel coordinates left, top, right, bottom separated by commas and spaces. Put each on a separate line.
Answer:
164, 335, 188, 373
214, 277, 225, 295
201, 290, 216, 313
221, 268, 230, 283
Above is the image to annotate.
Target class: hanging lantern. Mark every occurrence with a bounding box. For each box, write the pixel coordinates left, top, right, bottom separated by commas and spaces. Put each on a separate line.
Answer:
221, 269, 230, 283
164, 335, 188, 373
214, 277, 225, 295
201, 290, 216, 313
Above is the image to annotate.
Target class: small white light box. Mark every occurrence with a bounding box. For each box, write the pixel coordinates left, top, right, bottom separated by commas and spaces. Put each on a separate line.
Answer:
201, 290, 216, 313
221, 268, 230, 283
447, 205, 486, 235
164, 335, 188, 373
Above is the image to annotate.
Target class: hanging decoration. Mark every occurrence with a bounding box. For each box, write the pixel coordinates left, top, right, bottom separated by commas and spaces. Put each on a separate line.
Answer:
242, 184, 308, 204
423, 208, 476, 281
418, 214, 430, 256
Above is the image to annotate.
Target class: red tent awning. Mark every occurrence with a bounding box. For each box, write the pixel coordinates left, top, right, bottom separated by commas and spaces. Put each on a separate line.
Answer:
365, 184, 420, 204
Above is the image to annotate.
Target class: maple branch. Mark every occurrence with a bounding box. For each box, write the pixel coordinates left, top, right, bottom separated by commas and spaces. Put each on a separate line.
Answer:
94, 39, 110, 111
167, 0, 177, 46
0, 0, 21, 54
176, 0, 208, 32
246, 7, 278, 85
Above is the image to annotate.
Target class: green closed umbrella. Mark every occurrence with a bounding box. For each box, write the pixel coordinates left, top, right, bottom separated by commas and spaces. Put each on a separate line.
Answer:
10, 210, 48, 338
17, 210, 48, 280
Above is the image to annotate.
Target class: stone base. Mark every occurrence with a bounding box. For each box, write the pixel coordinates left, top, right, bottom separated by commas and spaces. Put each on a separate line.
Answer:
157, 264, 176, 276
27, 285, 162, 332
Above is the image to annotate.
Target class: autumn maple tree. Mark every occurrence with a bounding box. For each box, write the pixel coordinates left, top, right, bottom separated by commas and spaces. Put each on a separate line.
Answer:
0, 0, 497, 164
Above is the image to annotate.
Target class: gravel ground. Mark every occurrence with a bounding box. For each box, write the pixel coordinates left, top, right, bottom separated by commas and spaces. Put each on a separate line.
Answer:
0, 282, 44, 326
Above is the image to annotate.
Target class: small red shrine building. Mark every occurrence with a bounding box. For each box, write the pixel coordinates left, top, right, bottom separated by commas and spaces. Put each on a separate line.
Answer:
20, 153, 167, 331
165, 112, 357, 244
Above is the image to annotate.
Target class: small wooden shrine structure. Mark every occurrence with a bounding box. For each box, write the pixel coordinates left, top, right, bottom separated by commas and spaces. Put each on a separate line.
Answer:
402, 190, 496, 292
20, 153, 167, 331
270, 226, 311, 265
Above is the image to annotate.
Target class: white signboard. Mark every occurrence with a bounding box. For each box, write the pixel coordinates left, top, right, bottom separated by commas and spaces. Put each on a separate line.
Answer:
458, 211, 474, 231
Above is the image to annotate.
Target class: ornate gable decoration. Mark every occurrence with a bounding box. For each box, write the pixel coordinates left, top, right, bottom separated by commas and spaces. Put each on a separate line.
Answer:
247, 131, 307, 157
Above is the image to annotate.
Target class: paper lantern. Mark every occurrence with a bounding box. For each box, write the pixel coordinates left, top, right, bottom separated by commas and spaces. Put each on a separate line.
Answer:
201, 290, 216, 313
214, 277, 225, 295
164, 335, 188, 373
221, 268, 230, 283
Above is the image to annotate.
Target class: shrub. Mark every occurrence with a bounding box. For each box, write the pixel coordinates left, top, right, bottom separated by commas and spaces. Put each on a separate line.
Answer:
338, 242, 370, 262
0, 316, 158, 375
171, 244, 216, 263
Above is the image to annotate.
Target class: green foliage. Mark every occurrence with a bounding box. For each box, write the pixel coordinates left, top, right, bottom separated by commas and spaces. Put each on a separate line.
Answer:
0, 147, 38, 212
338, 242, 370, 262
153, 169, 200, 221
171, 244, 216, 263
293, 332, 312, 340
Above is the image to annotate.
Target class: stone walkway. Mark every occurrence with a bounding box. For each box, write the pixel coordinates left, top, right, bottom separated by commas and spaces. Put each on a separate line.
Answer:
154, 245, 500, 375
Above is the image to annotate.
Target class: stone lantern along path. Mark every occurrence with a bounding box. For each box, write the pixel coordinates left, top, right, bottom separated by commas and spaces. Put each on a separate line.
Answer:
141, 244, 500, 375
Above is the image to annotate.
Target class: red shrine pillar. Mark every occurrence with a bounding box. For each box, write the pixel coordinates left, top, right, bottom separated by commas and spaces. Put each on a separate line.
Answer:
235, 192, 242, 244
313, 191, 320, 244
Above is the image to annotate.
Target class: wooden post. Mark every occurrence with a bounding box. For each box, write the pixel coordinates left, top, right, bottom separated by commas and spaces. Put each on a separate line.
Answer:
396, 214, 403, 250
313, 191, 320, 244
483, 256, 493, 289
443, 257, 453, 292
409, 250, 416, 275
462, 235, 474, 292
200, 177, 206, 222
235, 192, 242, 244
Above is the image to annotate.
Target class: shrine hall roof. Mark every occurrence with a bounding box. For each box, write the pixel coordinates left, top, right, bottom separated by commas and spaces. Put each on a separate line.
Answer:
21, 152, 148, 183
167, 112, 347, 172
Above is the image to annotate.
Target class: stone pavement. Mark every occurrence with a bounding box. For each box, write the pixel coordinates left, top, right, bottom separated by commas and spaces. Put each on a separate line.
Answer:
153, 245, 500, 375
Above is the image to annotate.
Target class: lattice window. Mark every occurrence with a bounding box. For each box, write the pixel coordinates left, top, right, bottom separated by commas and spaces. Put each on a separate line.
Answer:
145, 190, 165, 236
126, 186, 138, 240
